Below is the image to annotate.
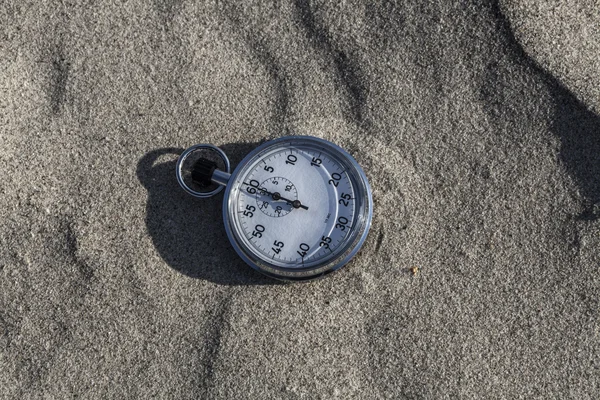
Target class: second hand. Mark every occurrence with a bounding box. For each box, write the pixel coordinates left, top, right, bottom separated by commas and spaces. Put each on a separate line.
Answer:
242, 182, 309, 210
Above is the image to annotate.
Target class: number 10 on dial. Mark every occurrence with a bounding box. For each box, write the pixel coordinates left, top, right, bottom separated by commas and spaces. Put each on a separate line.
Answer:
176, 136, 373, 281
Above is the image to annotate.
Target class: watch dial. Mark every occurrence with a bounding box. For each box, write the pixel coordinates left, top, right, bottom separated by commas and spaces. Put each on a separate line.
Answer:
229, 142, 361, 270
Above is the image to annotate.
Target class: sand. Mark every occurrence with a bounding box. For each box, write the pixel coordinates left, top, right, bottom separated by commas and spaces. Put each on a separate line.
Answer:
1, 0, 598, 398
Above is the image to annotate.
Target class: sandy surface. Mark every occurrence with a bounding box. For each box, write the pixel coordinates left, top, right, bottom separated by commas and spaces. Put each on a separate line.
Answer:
1, 0, 598, 398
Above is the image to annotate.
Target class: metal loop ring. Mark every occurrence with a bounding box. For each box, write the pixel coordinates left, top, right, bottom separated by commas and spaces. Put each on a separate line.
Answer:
176, 144, 230, 198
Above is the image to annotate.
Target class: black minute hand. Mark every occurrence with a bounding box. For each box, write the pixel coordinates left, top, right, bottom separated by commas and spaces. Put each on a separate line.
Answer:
243, 182, 308, 210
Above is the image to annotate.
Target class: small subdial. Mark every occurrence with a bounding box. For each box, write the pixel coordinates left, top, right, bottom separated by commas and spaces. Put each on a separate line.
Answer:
255, 177, 298, 218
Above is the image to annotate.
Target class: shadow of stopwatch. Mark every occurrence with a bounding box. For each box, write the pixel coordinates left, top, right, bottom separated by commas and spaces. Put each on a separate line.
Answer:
137, 144, 277, 285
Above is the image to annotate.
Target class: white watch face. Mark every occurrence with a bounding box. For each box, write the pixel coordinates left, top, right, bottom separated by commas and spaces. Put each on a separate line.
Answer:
224, 137, 371, 277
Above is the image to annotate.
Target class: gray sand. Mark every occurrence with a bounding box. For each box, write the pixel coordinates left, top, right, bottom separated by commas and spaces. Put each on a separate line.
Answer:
1, 0, 598, 398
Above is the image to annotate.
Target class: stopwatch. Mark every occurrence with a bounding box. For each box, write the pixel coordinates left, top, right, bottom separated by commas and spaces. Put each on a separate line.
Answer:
176, 136, 373, 281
